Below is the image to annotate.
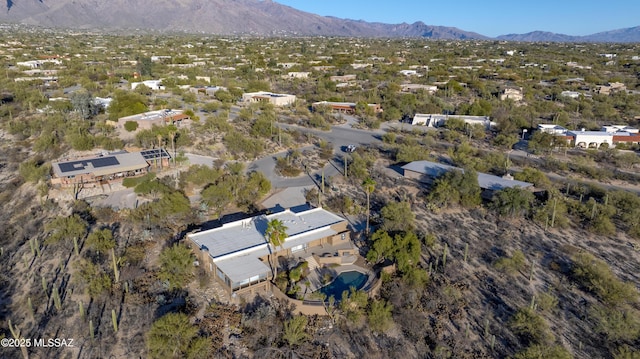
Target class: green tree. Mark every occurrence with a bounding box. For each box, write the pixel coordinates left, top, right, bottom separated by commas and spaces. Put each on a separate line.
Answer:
45, 214, 88, 245
70, 90, 99, 119
514, 167, 552, 189
282, 315, 308, 347
147, 313, 210, 359
19, 160, 51, 183
528, 131, 557, 154
75, 259, 112, 298
158, 244, 194, 290
108, 90, 148, 121
590, 305, 640, 342
86, 228, 116, 254
368, 299, 394, 333
572, 252, 638, 306
380, 201, 415, 232
366, 230, 394, 263
491, 187, 535, 217
124, 121, 139, 132
201, 183, 233, 216
509, 307, 553, 344
136, 56, 153, 76
363, 178, 376, 235
265, 219, 288, 279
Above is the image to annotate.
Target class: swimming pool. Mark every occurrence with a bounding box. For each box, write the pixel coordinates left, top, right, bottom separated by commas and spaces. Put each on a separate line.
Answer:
318, 271, 368, 300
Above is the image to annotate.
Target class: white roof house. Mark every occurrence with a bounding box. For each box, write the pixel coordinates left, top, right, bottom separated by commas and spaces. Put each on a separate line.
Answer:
187, 208, 347, 291
602, 125, 639, 134
560, 91, 581, 99
242, 91, 296, 107
568, 130, 614, 148
538, 124, 568, 135
131, 80, 165, 91
412, 114, 494, 129
401, 84, 438, 94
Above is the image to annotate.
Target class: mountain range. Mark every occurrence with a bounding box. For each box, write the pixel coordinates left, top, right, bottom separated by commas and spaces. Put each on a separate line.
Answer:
1, 0, 639, 42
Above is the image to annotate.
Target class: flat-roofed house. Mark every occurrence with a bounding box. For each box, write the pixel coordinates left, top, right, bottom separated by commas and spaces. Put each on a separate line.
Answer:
117, 109, 189, 130
311, 101, 383, 115
187, 207, 354, 296
538, 124, 568, 135
400, 84, 438, 94
401, 160, 533, 198
500, 88, 523, 101
50, 149, 170, 187
242, 91, 297, 107
412, 114, 494, 129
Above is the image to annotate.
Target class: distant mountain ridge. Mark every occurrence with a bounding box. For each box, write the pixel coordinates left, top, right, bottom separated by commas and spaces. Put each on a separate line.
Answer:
0, 0, 638, 42
497, 26, 640, 42
0, 0, 487, 39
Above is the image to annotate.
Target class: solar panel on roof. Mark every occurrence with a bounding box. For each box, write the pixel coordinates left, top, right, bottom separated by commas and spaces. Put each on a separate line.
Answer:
57, 156, 119, 173
58, 161, 85, 173
92, 156, 120, 168
140, 149, 170, 160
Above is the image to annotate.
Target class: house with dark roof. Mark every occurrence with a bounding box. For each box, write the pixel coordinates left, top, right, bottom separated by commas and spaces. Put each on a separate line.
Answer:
50, 149, 170, 187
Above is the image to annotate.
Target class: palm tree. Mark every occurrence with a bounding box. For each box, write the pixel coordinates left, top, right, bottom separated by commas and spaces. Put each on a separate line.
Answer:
362, 177, 376, 235
265, 218, 288, 280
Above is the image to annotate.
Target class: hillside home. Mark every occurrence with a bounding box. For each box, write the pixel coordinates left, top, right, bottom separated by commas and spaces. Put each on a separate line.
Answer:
400, 84, 438, 94
500, 88, 523, 101
187, 207, 354, 296
50, 149, 170, 188
116, 109, 189, 130
242, 92, 297, 107
311, 101, 383, 115
402, 160, 533, 199
411, 114, 494, 129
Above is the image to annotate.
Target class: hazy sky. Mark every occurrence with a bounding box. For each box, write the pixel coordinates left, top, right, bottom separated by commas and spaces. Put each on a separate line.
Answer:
274, 0, 639, 37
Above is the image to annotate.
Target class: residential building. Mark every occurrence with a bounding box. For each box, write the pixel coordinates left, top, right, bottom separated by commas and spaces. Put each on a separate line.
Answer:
242, 91, 296, 107
16, 59, 62, 69
277, 62, 299, 69
116, 109, 190, 130
569, 130, 615, 148
285, 72, 310, 79
186, 207, 355, 296
594, 82, 626, 95
400, 84, 437, 94
401, 160, 533, 198
50, 149, 170, 187
602, 125, 639, 134
130, 80, 165, 91
500, 88, 523, 101
538, 124, 568, 135
399, 69, 419, 76
411, 114, 494, 129
560, 91, 581, 99
311, 101, 383, 115
329, 75, 357, 82
189, 86, 226, 96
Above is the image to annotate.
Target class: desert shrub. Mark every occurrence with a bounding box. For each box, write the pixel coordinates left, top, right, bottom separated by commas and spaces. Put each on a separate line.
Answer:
572, 252, 638, 306
590, 305, 640, 342
368, 299, 394, 333
536, 291, 559, 312
275, 156, 302, 177
494, 250, 527, 275
19, 160, 51, 183
513, 344, 572, 359
509, 307, 553, 344
124, 121, 139, 132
